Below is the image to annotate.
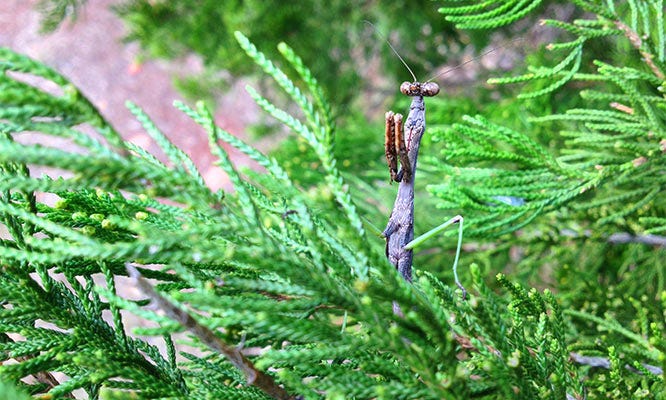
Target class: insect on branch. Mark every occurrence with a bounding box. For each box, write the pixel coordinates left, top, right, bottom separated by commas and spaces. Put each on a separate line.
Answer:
369, 20, 471, 298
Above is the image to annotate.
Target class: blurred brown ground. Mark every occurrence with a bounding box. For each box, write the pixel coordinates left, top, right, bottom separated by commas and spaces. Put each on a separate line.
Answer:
0, 0, 264, 191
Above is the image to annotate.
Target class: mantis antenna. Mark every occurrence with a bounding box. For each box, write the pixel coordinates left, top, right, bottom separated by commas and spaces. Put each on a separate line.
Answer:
363, 20, 418, 82
365, 19, 523, 85
425, 37, 525, 83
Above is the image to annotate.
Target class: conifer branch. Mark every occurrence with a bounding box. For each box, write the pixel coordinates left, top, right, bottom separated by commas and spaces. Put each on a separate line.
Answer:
2, 2, 666, 398
125, 264, 298, 400
614, 20, 665, 80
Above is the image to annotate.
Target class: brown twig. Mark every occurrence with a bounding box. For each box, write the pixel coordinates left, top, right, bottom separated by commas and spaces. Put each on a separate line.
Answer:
126, 264, 298, 400
14, 357, 75, 398
0, 331, 75, 398
614, 20, 665, 80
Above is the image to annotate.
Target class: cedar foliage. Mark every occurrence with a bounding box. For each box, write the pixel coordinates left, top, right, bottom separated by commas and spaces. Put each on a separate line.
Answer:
2, 1, 666, 399
112, 0, 458, 107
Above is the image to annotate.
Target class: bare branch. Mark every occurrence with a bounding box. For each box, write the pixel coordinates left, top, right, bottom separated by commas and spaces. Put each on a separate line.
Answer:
126, 264, 298, 400
570, 352, 663, 375
607, 232, 666, 247
560, 230, 666, 247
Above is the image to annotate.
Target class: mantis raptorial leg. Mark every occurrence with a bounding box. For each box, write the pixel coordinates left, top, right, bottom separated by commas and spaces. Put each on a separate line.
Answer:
384, 111, 399, 182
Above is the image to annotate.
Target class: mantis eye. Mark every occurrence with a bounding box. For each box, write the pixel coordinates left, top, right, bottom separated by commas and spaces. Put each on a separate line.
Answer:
422, 82, 440, 97
399, 82, 440, 96
399, 82, 414, 95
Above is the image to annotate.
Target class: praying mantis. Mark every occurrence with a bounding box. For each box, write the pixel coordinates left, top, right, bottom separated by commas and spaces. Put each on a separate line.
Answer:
377, 28, 466, 298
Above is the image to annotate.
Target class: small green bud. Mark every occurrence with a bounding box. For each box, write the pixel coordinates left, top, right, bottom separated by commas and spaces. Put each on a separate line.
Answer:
437, 373, 452, 389
72, 212, 87, 221
90, 213, 104, 222
455, 364, 470, 378
353, 279, 368, 293
63, 84, 78, 98
224, 244, 235, 259
135, 211, 148, 220
469, 296, 479, 308
321, 185, 333, 201
508, 350, 521, 367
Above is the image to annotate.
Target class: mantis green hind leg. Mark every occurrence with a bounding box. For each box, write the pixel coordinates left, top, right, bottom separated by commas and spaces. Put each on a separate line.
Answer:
404, 215, 466, 299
